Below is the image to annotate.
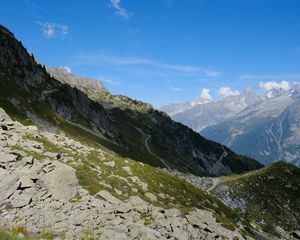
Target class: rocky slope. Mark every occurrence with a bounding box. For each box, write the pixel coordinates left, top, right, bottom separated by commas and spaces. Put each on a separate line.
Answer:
201, 87, 300, 166
161, 88, 262, 132
162, 163, 300, 240
0, 107, 256, 239
0, 24, 262, 176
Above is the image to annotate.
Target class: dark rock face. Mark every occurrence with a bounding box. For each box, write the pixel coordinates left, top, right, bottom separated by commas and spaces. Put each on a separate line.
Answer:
0, 24, 262, 176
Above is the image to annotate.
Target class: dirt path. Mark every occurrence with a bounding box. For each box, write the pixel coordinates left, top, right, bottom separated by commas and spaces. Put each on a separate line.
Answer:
206, 178, 222, 193
135, 128, 172, 170
144, 133, 172, 170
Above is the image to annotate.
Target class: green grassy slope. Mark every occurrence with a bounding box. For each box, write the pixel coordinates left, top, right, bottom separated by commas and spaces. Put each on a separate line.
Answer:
216, 162, 300, 234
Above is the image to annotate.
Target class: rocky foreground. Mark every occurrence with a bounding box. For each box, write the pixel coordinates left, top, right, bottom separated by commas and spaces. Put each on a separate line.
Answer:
0, 107, 248, 240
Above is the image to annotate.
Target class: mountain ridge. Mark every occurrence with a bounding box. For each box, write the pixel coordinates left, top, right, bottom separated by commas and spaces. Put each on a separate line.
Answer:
201, 87, 300, 166
161, 88, 262, 132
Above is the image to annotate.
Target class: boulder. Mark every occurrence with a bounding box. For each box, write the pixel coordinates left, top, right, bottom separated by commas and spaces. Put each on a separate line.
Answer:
127, 196, 149, 213
115, 202, 132, 213
23, 156, 34, 164
104, 161, 115, 167
145, 192, 157, 202
10, 193, 32, 208
0, 172, 20, 203
0, 152, 18, 163
122, 166, 132, 175
19, 175, 35, 188
95, 190, 120, 204
41, 161, 78, 201
130, 176, 148, 191
186, 209, 215, 227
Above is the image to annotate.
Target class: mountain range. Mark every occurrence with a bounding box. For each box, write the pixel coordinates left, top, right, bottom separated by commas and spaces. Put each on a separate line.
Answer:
162, 85, 300, 167
162, 87, 262, 132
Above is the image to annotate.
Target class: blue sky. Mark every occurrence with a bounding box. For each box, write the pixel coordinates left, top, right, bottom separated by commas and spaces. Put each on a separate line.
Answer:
1, 0, 300, 107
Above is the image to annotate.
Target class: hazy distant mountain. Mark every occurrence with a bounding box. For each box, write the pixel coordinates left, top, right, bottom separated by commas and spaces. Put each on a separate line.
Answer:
160, 89, 213, 116
161, 87, 262, 132
201, 86, 300, 166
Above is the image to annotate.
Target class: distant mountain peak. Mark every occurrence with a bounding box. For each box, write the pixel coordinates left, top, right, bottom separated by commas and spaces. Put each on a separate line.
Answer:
244, 87, 256, 95
161, 86, 262, 132
266, 88, 288, 99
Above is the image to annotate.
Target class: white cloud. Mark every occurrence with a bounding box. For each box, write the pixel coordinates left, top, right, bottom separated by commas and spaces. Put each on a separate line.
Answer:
110, 0, 132, 19
259, 81, 290, 92
200, 88, 213, 101
191, 88, 213, 106
162, 64, 223, 77
37, 21, 69, 39
218, 87, 240, 98
170, 87, 183, 93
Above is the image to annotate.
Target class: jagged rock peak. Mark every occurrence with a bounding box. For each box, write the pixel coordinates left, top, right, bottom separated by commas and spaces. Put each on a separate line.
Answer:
47, 66, 109, 94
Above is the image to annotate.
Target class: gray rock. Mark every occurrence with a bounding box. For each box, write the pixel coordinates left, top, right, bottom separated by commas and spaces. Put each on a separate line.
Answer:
90, 198, 104, 208
130, 176, 148, 191
0, 152, 18, 163
19, 175, 35, 188
23, 156, 34, 164
122, 166, 132, 175
145, 192, 157, 202
127, 196, 149, 213
41, 161, 78, 201
10, 193, 32, 208
104, 161, 115, 167
186, 210, 215, 227
0, 172, 20, 203
96, 190, 120, 204
115, 202, 132, 213
100, 229, 128, 240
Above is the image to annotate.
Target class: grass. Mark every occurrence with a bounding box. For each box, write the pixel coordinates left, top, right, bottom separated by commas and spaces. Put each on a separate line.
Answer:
0, 99, 31, 126
71, 150, 243, 232
140, 212, 154, 226
0, 229, 54, 240
220, 162, 300, 234
11, 145, 44, 161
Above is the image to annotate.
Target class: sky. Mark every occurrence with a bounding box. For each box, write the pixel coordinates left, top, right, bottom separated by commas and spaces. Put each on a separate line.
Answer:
1, 0, 300, 107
